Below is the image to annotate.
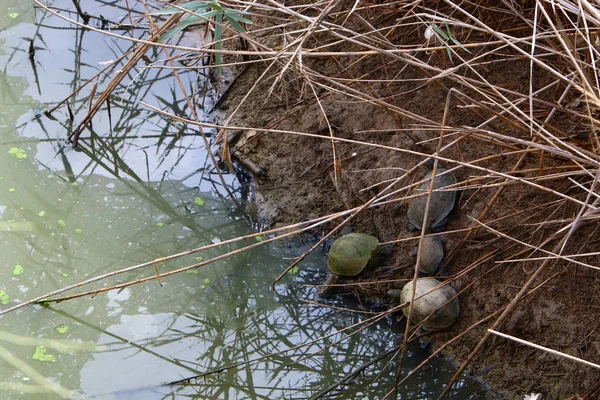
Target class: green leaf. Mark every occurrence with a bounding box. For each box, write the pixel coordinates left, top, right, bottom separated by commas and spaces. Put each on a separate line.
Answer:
159, 10, 219, 42
224, 9, 252, 25
224, 14, 246, 33
208, 1, 224, 12
150, 1, 209, 16
194, 196, 205, 206
450, 36, 471, 53
57, 219, 66, 227
431, 25, 449, 41
12, 265, 24, 276
289, 266, 299, 275
159, 25, 186, 42
179, 10, 218, 27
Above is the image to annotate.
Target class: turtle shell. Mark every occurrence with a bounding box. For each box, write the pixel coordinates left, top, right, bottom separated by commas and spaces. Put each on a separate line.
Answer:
417, 235, 444, 274
407, 168, 457, 231
327, 233, 379, 276
400, 278, 459, 330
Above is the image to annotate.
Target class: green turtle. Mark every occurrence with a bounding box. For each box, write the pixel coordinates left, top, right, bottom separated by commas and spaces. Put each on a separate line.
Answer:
327, 233, 380, 276
407, 168, 457, 232
396, 278, 459, 330
415, 235, 444, 274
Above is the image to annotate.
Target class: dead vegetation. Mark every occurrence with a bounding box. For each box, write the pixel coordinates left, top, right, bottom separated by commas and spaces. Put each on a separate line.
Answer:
22, 0, 600, 398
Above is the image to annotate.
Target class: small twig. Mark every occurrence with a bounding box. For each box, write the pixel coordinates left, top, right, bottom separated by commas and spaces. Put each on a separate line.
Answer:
488, 329, 600, 370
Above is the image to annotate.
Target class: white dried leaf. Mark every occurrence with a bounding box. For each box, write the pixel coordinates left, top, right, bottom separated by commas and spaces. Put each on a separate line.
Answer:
424, 26, 434, 40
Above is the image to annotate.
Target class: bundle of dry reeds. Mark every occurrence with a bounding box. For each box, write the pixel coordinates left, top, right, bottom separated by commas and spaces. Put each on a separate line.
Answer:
25, 0, 600, 398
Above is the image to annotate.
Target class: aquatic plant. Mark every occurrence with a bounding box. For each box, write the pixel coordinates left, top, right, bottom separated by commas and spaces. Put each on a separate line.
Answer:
151, 1, 251, 72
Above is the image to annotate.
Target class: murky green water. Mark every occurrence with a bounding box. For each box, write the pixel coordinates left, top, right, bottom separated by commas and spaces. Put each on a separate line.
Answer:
0, 2, 490, 399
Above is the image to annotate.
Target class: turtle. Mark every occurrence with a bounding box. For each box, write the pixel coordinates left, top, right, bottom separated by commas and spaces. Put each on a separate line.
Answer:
327, 233, 380, 276
396, 278, 459, 330
415, 235, 444, 274
407, 168, 457, 232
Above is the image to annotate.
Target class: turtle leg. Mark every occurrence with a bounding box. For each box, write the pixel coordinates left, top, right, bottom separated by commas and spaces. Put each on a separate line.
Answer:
317, 274, 339, 298
437, 263, 449, 277
431, 217, 448, 232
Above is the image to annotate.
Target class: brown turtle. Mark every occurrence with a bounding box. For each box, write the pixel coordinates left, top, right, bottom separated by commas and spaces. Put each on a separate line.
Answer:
394, 278, 459, 330
415, 235, 444, 274
407, 168, 457, 232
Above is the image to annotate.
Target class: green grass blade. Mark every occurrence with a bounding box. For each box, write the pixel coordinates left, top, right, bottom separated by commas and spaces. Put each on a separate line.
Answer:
224, 14, 246, 33
150, 1, 209, 16
431, 24, 449, 41
224, 9, 252, 25
159, 25, 186, 42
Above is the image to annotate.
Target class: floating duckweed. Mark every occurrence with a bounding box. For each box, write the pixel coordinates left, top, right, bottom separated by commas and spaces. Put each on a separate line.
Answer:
8, 188, 15, 193
12, 265, 24, 276
289, 266, 299, 275
195, 256, 204, 262
55, 324, 69, 334
156, 222, 164, 228
32, 346, 56, 363
203, 278, 211, 284
9, 12, 19, 18
194, 197, 205, 206
61, 273, 69, 278
186, 270, 200, 274
75, 229, 83, 234
57, 219, 66, 227
38, 211, 46, 217
8, 147, 26, 159
255, 235, 263, 242
70, 182, 78, 186
0, 290, 9, 305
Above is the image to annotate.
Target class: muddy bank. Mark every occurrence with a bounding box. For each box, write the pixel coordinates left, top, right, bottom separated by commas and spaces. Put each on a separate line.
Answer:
213, 2, 600, 398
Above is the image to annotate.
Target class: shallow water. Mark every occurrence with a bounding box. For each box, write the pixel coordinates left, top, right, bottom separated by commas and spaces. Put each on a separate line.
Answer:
0, 1, 489, 399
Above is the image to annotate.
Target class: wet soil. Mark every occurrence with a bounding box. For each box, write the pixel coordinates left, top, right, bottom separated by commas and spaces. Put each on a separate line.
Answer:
214, 2, 600, 398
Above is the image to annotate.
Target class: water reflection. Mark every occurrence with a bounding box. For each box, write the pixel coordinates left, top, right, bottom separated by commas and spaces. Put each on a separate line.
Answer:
0, 1, 488, 399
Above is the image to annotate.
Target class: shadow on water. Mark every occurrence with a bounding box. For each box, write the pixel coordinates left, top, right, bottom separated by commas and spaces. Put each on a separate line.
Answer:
0, 1, 492, 399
